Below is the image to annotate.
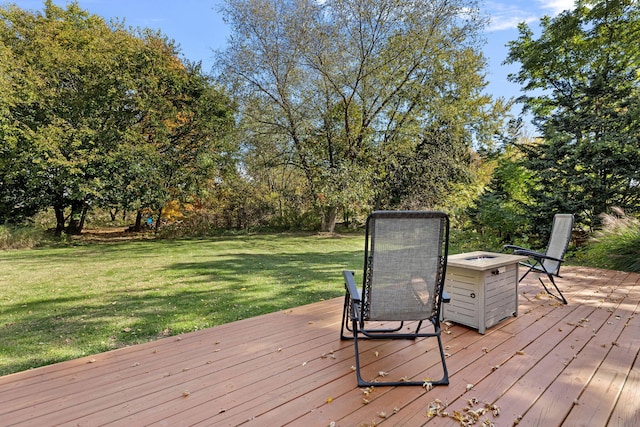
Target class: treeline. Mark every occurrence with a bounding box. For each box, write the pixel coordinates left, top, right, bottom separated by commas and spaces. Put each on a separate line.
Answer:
2, 0, 639, 245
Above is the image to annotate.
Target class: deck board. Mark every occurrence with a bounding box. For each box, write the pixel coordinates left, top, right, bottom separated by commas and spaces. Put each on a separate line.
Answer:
1, 266, 639, 426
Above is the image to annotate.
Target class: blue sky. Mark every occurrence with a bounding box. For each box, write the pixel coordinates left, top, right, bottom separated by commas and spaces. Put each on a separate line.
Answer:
15, 0, 575, 113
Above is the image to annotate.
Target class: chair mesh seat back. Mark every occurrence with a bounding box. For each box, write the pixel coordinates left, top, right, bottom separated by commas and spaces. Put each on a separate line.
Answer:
542, 214, 574, 275
366, 212, 446, 322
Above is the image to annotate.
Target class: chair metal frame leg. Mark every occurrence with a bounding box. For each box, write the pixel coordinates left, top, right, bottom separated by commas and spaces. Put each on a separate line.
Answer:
539, 274, 567, 304
349, 315, 449, 388
519, 262, 568, 305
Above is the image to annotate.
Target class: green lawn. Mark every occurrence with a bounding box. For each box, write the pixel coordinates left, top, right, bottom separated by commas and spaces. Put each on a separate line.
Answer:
0, 233, 364, 376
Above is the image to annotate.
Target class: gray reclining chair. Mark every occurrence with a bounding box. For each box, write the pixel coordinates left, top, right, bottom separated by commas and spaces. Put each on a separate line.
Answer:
503, 213, 574, 304
340, 211, 451, 387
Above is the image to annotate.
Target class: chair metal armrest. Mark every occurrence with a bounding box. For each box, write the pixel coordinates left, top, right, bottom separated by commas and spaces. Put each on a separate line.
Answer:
513, 249, 564, 263
343, 270, 362, 323
511, 248, 543, 258
502, 244, 528, 252
342, 270, 361, 302
442, 290, 451, 304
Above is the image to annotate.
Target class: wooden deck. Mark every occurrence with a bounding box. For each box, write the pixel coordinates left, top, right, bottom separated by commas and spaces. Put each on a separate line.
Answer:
1, 266, 639, 426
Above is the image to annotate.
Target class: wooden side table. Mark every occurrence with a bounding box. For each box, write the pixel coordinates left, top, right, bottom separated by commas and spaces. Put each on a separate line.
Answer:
443, 251, 527, 334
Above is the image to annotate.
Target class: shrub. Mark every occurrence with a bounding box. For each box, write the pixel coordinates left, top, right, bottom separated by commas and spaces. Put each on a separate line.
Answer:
0, 224, 48, 250
576, 208, 640, 272
448, 229, 506, 254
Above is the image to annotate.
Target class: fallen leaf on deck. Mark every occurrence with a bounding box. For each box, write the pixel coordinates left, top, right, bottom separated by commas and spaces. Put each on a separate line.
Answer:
489, 403, 500, 416
361, 387, 374, 396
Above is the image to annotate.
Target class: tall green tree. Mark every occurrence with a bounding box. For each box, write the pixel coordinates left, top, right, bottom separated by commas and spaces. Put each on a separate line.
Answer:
0, 1, 236, 233
219, 0, 509, 231
0, 1, 145, 232
118, 30, 236, 231
506, 0, 640, 230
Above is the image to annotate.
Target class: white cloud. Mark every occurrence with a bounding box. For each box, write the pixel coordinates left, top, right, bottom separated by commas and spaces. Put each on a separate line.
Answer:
487, 14, 538, 32
485, 0, 576, 32
485, 1, 539, 32
536, 0, 576, 15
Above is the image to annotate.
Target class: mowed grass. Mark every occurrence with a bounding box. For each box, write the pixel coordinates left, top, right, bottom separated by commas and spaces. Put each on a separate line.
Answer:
0, 233, 364, 376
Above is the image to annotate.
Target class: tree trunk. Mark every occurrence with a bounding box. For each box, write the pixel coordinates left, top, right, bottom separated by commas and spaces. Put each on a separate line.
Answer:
133, 209, 143, 232
66, 201, 86, 235
154, 207, 163, 234
79, 204, 88, 231
321, 206, 338, 233
54, 205, 66, 236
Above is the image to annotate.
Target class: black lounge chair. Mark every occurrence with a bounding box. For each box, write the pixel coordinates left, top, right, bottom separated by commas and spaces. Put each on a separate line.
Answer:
340, 211, 451, 387
503, 213, 574, 304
